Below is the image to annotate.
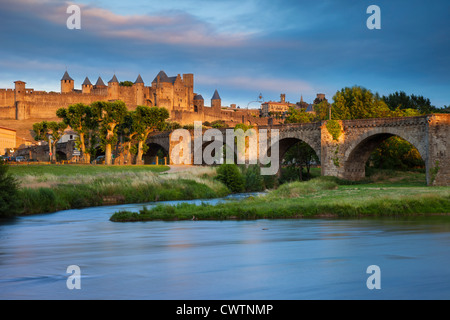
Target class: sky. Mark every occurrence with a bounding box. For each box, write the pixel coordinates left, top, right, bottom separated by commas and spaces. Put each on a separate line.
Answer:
0, 0, 449, 109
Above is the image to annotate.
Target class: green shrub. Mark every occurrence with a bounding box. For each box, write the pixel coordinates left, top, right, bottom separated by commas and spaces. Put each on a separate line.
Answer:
215, 164, 245, 193
326, 120, 342, 141
0, 160, 21, 217
242, 165, 265, 192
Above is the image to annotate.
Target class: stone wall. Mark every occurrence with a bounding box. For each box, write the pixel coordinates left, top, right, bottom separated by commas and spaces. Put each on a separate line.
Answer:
427, 114, 450, 186
0, 89, 15, 107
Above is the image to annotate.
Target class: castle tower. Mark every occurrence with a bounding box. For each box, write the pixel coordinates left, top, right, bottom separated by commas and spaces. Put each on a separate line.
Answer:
82, 77, 93, 94
14, 81, 26, 99
280, 94, 286, 103
61, 71, 74, 93
107, 74, 119, 101
14, 81, 26, 120
134, 74, 145, 106
211, 89, 221, 112
193, 94, 204, 113
183, 73, 194, 110
95, 76, 106, 88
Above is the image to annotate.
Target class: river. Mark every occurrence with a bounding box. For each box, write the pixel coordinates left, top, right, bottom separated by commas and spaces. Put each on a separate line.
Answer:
1, 194, 450, 300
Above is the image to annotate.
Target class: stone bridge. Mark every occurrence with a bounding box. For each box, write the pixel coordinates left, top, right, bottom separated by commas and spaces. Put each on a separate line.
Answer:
15, 140, 78, 161
147, 114, 450, 186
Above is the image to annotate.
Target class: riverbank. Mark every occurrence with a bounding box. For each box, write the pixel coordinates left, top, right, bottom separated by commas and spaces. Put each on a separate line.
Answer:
110, 175, 450, 222
12, 165, 230, 215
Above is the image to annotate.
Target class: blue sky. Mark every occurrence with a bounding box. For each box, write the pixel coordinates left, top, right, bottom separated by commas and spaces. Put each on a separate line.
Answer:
0, 0, 449, 108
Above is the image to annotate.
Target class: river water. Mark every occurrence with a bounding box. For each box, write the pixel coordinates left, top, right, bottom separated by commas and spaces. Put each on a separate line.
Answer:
1, 194, 450, 300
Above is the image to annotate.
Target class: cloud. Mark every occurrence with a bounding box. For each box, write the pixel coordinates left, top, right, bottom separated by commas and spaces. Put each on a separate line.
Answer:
0, 0, 449, 107
1, 0, 253, 48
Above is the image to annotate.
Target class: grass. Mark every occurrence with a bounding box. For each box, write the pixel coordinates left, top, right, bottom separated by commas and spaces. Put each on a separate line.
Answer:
110, 171, 450, 222
14, 165, 230, 215
9, 164, 169, 178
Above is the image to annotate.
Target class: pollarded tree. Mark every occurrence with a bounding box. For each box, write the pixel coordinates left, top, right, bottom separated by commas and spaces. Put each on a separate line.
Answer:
57, 103, 96, 163
33, 121, 68, 162
116, 110, 137, 165
91, 100, 128, 165
133, 106, 169, 165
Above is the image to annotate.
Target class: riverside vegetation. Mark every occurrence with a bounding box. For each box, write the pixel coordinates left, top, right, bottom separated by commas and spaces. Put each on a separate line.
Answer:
1, 164, 231, 216
1, 161, 449, 219
111, 165, 450, 222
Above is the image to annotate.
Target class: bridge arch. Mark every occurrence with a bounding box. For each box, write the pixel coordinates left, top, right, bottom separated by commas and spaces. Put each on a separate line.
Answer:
270, 129, 322, 164
342, 127, 427, 180
56, 150, 68, 161
143, 142, 169, 165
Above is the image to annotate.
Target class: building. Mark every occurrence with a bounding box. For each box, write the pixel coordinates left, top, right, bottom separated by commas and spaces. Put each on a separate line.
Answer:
0, 126, 16, 155
261, 94, 297, 117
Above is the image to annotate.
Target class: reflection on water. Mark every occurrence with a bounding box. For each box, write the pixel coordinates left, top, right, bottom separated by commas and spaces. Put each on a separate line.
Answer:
1, 195, 450, 300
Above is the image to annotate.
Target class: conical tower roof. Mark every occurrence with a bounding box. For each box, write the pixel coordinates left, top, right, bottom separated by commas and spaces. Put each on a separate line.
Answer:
152, 70, 170, 83
211, 89, 221, 100
95, 76, 106, 87
108, 74, 119, 84
61, 71, 74, 81
82, 77, 92, 86
134, 74, 144, 84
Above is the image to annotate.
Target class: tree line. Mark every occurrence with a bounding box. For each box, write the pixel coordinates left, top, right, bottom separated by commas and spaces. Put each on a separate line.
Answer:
33, 101, 169, 165
286, 87, 449, 125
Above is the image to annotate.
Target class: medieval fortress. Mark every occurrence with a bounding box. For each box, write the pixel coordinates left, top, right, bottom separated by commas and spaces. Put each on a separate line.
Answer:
0, 70, 268, 126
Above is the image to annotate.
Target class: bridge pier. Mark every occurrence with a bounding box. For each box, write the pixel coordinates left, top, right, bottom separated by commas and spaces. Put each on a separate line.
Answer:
427, 114, 450, 186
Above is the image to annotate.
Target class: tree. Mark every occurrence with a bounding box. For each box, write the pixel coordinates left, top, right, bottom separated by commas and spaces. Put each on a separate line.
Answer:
211, 120, 226, 128
368, 136, 424, 170
116, 111, 136, 165
119, 81, 134, 87
382, 91, 436, 114
284, 107, 314, 124
215, 164, 245, 193
332, 86, 391, 120
133, 106, 169, 165
313, 100, 331, 121
282, 141, 319, 182
33, 121, 68, 162
57, 103, 95, 163
91, 100, 128, 165
0, 159, 21, 217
